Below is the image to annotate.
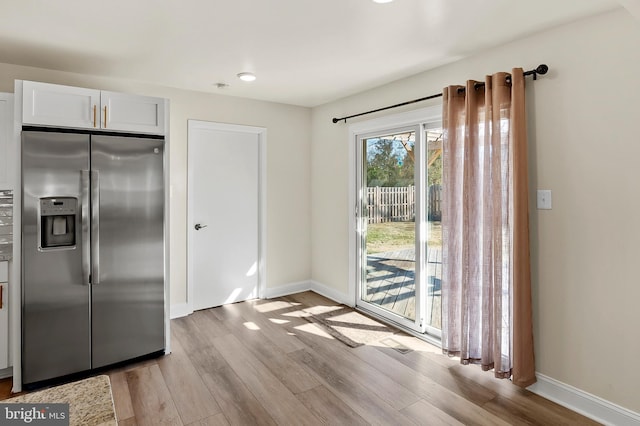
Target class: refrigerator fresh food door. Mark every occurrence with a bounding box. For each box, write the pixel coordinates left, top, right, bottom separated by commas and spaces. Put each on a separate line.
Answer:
22, 131, 91, 384
90, 135, 165, 368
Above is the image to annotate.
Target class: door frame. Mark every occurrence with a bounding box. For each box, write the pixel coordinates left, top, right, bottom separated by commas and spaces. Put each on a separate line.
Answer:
355, 124, 424, 333
186, 120, 267, 314
348, 105, 441, 333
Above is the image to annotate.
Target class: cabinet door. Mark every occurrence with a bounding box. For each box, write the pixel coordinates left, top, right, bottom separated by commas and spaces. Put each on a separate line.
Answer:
0, 93, 14, 189
22, 81, 100, 129
101, 91, 165, 135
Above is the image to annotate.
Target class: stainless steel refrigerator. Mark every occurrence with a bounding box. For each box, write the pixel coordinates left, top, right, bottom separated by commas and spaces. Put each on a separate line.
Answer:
21, 130, 165, 385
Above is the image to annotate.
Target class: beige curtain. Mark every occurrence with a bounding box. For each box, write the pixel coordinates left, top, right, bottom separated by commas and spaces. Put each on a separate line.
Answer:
441, 68, 536, 387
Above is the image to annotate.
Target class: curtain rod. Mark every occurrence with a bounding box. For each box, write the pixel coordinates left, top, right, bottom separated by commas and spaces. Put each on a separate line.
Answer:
331, 64, 549, 124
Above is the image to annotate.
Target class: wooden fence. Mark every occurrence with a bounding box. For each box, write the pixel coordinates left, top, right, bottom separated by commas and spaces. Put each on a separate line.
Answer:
366, 185, 441, 223
429, 185, 442, 221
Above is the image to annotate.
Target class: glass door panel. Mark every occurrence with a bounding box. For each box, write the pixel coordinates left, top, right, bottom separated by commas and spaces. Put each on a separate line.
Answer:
360, 130, 418, 325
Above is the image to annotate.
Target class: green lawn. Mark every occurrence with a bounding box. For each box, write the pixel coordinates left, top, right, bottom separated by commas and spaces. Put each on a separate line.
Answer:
366, 221, 442, 254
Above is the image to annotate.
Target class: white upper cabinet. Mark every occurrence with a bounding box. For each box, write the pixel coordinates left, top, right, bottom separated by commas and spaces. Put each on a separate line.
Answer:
22, 81, 100, 129
22, 81, 165, 135
101, 91, 165, 134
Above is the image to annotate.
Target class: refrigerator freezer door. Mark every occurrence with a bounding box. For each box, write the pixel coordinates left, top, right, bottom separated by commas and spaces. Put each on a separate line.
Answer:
22, 131, 91, 384
91, 135, 165, 368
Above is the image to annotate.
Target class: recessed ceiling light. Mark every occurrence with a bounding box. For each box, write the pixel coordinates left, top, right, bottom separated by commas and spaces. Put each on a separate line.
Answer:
237, 72, 256, 82
372, 0, 393, 3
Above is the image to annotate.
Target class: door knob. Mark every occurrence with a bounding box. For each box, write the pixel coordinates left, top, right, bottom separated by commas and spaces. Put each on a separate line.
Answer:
195, 223, 208, 230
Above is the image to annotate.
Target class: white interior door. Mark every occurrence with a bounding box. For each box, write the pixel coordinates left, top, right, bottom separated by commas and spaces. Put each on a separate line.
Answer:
188, 120, 263, 311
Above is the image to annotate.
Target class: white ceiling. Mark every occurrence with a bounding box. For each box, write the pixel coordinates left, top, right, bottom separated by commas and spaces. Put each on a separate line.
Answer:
0, 0, 621, 107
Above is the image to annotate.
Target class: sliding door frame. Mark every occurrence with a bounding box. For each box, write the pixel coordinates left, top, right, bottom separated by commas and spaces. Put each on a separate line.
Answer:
355, 124, 423, 332
348, 105, 442, 336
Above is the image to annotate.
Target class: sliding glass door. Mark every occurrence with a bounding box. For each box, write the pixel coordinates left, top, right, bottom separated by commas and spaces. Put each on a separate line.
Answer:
356, 122, 442, 337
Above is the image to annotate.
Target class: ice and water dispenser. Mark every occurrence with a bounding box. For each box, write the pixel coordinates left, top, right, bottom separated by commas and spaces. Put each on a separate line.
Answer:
39, 197, 77, 249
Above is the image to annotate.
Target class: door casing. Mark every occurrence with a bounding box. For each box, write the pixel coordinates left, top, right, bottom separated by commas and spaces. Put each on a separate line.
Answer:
187, 120, 267, 313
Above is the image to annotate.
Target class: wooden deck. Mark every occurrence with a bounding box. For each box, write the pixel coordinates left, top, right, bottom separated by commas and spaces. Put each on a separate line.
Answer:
364, 248, 441, 329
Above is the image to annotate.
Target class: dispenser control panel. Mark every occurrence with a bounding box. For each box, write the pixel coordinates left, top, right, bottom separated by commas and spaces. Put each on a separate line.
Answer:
40, 198, 77, 216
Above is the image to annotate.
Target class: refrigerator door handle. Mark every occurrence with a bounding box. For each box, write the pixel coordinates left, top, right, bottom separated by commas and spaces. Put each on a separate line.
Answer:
91, 170, 100, 285
81, 170, 91, 286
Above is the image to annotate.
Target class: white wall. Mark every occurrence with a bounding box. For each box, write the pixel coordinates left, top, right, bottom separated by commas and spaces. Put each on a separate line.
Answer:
311, 7, 640, 414
0, 63, 312, 306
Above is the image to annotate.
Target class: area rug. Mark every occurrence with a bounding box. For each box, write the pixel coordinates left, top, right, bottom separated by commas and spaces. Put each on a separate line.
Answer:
4, 375, 117, 426
302, 306, 400, 348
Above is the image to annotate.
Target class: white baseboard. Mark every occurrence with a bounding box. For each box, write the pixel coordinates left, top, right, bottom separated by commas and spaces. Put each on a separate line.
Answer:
309, 280, 353, 306
262, 279, 352, 307
263, 280, 313, 299
0, 366, 11, 380
170, 303, 192, 319
528, 373, 640, 426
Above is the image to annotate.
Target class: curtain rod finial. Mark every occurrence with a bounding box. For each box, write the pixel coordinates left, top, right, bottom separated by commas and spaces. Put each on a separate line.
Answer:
332, 118, 340, 123
536, 64, 549, 75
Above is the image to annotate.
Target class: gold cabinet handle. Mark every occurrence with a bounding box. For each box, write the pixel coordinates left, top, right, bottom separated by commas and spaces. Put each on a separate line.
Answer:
93, 105, 97, 128
103, 106, 107, 128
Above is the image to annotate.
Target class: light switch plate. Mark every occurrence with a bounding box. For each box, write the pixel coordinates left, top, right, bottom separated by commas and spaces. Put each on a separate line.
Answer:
537, 190, 552, 210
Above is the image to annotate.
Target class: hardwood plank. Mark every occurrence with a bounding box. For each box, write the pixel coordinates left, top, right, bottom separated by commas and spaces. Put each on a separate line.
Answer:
157, 337, 221, 424
186, 344, 228, 376
0, 377, 13, 401
186, 413, 230, 426
250, 299, 306, 314
224, 300, 308, 353
200, 367, 277, 426
289, 321, 421, 411
220, 308, 320, 394
375, 344, 498, 406
172, 314, 227, 353
108, 357, 159, 374
352, 344, 509, 426
418, 351, 599, 425
515, 392, 602, 425
285, 291, 340, 308
400, 399, 465, 426
482, 394, 600, 426
118, 417, 138, 426
126, 364, 182, 426
212, 333, 322, 425
189, 310, 231, 339
295, 385, 369, 426
108, 370, 135, 421
289, 348, 417, 426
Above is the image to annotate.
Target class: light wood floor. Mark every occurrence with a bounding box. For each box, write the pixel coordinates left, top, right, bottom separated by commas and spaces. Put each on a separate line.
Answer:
0, 291, 599, 425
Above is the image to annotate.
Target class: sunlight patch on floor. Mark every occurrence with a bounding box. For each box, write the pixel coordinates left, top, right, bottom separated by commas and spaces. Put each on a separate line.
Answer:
243, 321, 260, 331
293, 322, 335, 340
253, 300, 301, 313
